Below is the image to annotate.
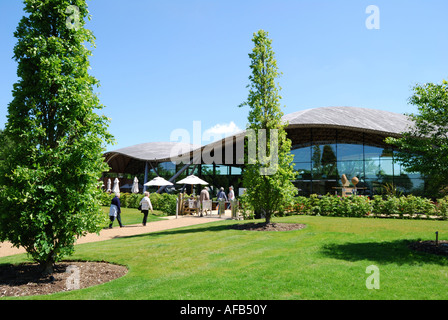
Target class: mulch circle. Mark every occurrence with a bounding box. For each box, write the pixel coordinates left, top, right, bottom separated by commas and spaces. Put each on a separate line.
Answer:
409, 240, 448, 257
229, 222, 306, 232
0, 261, 128, 298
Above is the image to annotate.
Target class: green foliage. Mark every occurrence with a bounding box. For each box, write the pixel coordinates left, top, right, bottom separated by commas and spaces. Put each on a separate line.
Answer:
158, 193, 177, 215
238, 192, 255, 220
386, 80, 448, 196
100, 192, 177, 215
0, 0, 113, 273
290, 194, 445, 220
239, 30, 297, 223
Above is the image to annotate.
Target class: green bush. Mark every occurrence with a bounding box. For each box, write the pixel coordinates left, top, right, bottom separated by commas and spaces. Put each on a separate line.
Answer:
291, 193, 442, 220
436, 197, 448, 220
149, 192, 162, 210
100, 192, 176, 215
100, 192, 114, 206
158, 193, 177, 215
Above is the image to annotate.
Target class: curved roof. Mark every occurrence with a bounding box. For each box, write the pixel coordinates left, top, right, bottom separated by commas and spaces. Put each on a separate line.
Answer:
104, 142, 200, 163
104, 107, 413, 168
282, 106, 412, 136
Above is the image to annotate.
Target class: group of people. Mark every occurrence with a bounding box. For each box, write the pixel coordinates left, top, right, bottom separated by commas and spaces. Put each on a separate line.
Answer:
109, 186, 236, 228
108, 191, 153, 228
198, 185, 236, 216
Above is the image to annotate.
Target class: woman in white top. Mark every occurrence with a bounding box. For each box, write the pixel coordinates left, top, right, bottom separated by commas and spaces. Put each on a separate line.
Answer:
139, 191, 153, 226
227, 186, 235, 209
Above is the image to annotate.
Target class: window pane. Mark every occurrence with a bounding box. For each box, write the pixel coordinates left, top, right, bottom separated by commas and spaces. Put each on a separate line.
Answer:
201, 164, 214, 175
291, 146, 311, 162
230, 166, 242, 175
365, 158, 380, 179
293, 162, 312, 179
379, 159, 393, 177
338, 143, 363, 161
312, 144, 337, 179
215, 165, 229, 175
337, 161, 364, 180
364, 145, 385, 160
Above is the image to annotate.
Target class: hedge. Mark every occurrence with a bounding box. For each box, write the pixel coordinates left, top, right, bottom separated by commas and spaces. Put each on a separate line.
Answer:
291, 194, 448, 220
100, 192, 177, 216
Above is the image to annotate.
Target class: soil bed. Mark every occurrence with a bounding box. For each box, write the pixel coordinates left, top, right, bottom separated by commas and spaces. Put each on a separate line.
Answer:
409, 240, 448, 257
229, 222, 306, 231
0, 261, 127, 297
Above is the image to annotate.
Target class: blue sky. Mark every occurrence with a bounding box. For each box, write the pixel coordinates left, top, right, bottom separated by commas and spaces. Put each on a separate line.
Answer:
1, 0, 447, 152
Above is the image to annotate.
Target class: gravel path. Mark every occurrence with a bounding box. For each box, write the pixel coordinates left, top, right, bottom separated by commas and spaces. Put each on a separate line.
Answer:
0, 214, 228, 258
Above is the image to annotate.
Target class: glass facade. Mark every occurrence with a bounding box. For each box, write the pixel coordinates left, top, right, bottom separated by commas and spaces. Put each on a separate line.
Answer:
105, 126, 426, 197
291, 141, 425, 196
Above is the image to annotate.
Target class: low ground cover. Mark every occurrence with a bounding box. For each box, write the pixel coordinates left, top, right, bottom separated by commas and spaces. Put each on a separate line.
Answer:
1, 215, 447, 300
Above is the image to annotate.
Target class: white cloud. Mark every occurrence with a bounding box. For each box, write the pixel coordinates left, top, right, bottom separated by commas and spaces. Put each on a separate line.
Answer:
203, 121, 242, 143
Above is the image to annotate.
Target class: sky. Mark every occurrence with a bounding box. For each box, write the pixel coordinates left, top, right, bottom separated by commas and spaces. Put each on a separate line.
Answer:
1, 0, 448, 152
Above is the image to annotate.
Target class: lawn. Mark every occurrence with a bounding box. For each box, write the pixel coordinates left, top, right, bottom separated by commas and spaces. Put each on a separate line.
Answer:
1, 215, 448, 300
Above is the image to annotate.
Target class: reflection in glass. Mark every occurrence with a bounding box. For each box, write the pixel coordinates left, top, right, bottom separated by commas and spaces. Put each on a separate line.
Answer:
289, 137, 425, 195
338, 143, 363, 161
291, 146, 311, 162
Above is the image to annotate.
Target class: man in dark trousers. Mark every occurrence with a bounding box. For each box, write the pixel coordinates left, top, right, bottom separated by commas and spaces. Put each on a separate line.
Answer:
109, 192, 124, 228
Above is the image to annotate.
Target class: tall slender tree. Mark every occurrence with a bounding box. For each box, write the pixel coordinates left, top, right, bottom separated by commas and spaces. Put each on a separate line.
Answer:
0, 0, 113, 274
239, 30, 297, 223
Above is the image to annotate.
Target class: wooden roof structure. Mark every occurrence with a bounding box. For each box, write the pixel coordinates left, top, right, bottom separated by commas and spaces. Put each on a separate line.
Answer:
104, 107, 414, 174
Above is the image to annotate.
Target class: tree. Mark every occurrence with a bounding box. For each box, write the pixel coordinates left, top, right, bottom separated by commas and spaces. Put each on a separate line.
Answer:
0, 129, 13, 164
239, 30, 297, 224
386, 80, 448, 196
0, 0, 113, 274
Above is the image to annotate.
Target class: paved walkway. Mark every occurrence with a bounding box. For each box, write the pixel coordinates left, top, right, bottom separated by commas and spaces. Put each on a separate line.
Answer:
0, 212, 232, 258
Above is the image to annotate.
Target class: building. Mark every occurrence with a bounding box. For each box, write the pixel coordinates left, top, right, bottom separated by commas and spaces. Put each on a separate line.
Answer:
103, 106, 424, 196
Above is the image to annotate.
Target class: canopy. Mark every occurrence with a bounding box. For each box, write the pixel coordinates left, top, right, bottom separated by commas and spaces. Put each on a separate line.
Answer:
176, 175, 208, 185
144, 176, 174, 187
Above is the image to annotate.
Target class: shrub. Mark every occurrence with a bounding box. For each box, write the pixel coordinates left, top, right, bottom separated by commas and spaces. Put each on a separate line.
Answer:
158, 193, 177, 215
149, 192, 162, 210
436, 197, 448, 220
239, 193, 255, 220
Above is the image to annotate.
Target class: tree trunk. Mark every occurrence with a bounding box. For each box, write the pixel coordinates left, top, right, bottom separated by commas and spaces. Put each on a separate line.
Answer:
40, 259, 54, 276
265, 213, 271, 224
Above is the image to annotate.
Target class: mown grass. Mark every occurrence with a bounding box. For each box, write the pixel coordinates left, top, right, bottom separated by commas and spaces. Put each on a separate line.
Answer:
1, 215, 448, 300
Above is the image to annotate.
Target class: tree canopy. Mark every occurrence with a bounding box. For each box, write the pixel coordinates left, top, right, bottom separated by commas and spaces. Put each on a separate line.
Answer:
239, 30, 297, 223
0, 0, 113, 274
386, 80, 448, 196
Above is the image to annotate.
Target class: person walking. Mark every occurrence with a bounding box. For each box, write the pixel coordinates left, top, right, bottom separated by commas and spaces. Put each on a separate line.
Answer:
139, 191, 154, 226
109, 192, 124, 228
217, 187, 227, 202
216, 187, 227, 215
227, 186, 235, 209
199, 186, 210, 217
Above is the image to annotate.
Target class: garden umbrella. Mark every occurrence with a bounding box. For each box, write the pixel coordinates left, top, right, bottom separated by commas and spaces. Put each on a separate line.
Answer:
176, 175, 208, 195
112, 178, 120, 194
144, 176, 173, 187
176, 175, 208, 185
131, 177, 139, 193
106, 178, 111, 192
